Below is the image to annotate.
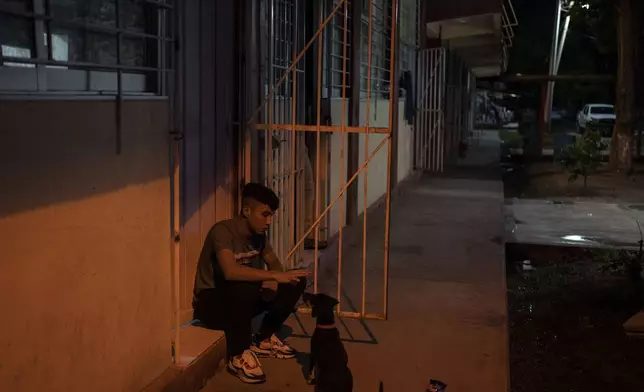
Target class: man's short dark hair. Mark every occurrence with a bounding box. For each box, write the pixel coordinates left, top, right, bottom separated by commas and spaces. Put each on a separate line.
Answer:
241, 183, 280, 211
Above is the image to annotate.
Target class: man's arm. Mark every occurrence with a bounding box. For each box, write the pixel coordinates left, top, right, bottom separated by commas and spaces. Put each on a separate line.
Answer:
220, 250, 308, 283
262, 243, 284, 272
218, 248, 280, 282
213, 226, 307, 283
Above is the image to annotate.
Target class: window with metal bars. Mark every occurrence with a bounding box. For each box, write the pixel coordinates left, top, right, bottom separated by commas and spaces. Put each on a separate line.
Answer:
264, 0, 304, 100
360, 0, 390, 98
0, 0, 173, 95
398, 0, 417, 74
323, 0, 351, 99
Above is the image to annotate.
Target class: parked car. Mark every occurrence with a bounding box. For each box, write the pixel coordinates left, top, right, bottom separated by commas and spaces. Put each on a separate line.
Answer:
577, 104, 615, 136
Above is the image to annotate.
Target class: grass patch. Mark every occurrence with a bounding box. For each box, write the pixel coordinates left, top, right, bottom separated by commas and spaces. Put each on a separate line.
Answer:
500, 129, 524, 149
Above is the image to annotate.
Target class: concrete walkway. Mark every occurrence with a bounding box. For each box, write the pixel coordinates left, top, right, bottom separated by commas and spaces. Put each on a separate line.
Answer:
203, 134, 508, 392
506, 199, 644, 250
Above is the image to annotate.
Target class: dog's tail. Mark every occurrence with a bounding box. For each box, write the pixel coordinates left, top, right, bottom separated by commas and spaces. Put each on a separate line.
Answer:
379, 381, 383, 392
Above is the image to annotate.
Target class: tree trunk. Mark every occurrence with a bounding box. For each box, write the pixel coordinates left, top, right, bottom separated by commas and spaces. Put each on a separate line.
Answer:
610, 0, 635, 173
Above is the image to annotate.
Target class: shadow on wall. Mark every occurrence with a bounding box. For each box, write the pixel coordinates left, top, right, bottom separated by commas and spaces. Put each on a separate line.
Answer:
0, 99, 235, 224
0, 97, 239, 315
0, 100, 171, 219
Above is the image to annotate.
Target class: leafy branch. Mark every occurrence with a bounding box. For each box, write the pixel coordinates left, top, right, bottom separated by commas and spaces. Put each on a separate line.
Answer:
559, 130, 607, 188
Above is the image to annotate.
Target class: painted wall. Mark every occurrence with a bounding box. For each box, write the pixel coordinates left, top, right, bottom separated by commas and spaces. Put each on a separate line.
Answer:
357, 98, 390, 215
0, 100, 172, 392
327, 99, 350, 238
326, 97, 414, 236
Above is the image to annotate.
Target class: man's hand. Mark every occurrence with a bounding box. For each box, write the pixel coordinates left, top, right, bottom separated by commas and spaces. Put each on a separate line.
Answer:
274, 269, 310, 284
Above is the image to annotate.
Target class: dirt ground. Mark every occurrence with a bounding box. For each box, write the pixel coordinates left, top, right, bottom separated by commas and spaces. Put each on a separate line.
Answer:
504, 160, 644, 203
504, 154, 644, 391
507, 250, 644, 392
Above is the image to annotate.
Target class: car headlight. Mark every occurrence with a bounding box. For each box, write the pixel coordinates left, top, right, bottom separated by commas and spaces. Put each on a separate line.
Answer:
589, 118, 598, 123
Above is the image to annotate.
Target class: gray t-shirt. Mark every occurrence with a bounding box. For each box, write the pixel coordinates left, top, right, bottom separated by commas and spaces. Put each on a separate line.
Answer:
193, 217, 272, 301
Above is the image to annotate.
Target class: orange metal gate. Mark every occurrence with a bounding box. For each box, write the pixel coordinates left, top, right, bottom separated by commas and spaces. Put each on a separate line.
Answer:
243, 0, 398, 320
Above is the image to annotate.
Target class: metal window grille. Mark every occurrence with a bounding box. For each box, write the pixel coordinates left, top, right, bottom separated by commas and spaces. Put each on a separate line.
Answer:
323, 0, 350, 98
266, 0, 304, 100
501, 0, 517, 72
398, 0, 416, 73
0, 0, 174, 95
360, 0, 389, 97
261, 0, 308, 263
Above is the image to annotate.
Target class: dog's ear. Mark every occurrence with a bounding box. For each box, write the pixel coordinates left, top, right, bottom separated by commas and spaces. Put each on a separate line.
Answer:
317, 293, 339, 307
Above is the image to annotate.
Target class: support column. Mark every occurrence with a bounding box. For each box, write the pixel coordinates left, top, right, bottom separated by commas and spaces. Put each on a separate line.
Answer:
390, 0, 400, 187
544, 0, 562, 135
346, 0, 362, 225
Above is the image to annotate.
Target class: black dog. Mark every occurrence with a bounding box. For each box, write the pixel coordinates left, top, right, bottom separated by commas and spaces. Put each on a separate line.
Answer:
302, 292, 353, 392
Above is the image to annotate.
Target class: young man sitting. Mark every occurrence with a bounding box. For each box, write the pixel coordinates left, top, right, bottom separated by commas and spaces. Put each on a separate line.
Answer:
192, 182, 310, 384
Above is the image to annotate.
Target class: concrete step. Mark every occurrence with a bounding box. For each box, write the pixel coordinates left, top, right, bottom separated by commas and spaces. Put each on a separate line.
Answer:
142, 326, 226, 392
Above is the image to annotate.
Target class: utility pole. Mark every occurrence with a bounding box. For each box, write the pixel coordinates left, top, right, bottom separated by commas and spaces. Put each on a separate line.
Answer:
543, 0, 563, 134
544, 1, 575, 134
555, 5, 572, 74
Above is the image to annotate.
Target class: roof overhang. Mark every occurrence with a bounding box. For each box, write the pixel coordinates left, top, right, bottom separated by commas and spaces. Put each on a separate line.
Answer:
421, 0, 518, 78
426, 13, 501, 40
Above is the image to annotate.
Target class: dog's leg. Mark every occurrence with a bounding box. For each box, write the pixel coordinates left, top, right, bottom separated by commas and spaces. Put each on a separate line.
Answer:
306, 353, 316, 385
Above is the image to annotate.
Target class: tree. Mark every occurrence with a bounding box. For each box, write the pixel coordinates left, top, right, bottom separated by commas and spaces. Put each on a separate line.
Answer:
611, 0, 635, 173
505, 0, 616, 118
571, 0, 637, 173
559, 129, 607, 188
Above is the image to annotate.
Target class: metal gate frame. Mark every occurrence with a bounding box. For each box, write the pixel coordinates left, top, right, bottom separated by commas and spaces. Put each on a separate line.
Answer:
243, 0, 399, 321
415, 47, 445, 171
415, 48, 474, 171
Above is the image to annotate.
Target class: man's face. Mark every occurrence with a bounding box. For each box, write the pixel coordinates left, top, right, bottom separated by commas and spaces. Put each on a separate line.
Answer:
246, 202, 275, 234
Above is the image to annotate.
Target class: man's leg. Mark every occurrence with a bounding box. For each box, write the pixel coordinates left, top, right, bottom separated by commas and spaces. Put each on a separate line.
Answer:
196, 282, 265, 384
221, 281, 263, 359
193, 288, 228, 330
252, 277, 307, 359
